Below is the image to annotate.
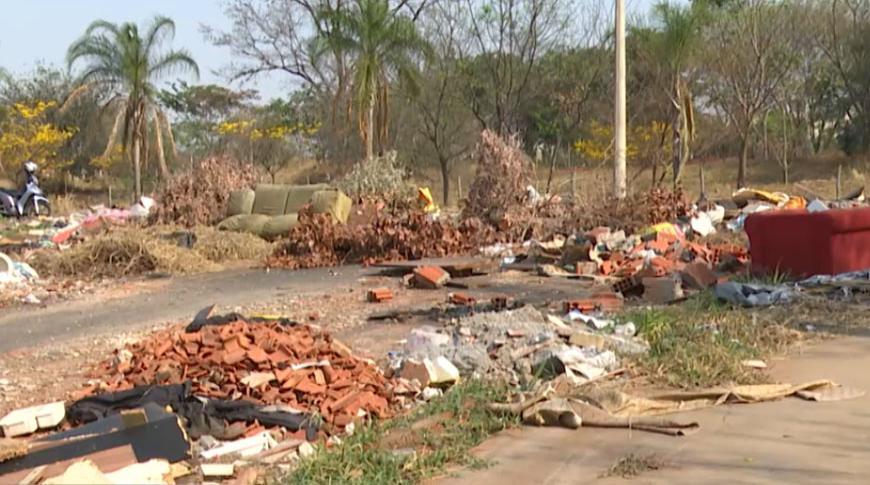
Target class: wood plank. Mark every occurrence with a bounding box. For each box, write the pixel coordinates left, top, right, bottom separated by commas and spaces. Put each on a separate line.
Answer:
374, 257, 496, 275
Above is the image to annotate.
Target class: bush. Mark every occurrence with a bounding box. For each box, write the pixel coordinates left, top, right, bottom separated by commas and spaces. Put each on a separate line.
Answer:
337, 151, 415, 200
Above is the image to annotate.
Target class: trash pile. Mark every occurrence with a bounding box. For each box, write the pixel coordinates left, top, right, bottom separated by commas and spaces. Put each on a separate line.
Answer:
0, 309, 400, 484
503, 222, 745, 304
86, 311, 394, 431
0, 252, 42, 306
389, 305, 645, 391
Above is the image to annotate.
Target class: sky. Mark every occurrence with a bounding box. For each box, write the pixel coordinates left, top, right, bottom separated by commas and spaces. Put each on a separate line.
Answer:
0, 0, 664, 101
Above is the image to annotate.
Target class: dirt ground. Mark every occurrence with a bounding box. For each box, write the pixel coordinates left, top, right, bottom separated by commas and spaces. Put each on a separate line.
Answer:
435, 336, 870, 485
3, 263, 869, 484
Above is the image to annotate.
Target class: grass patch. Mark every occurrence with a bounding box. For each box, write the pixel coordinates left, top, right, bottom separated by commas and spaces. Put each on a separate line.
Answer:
601, 453, 665, 479
627, 292, 799, 388
290, 379, 517, 484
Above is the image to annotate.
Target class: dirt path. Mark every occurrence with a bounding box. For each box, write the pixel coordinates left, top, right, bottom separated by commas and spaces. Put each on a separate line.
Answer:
437, 336, 870, 485
0, 266, 369, 352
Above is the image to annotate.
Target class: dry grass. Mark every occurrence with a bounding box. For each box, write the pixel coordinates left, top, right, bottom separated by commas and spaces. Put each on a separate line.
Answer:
32, 228, 218, 278
191, 226, 275, 262
601, 453, 665, 479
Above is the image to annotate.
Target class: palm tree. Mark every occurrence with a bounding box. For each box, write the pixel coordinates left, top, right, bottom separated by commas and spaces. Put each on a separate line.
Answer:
67, 16, 199, 197
315, 0, 430, 160
639, 2, 707, 185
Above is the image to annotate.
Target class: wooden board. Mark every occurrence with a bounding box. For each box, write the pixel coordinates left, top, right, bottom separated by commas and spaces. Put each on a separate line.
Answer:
374, 257, 496, 276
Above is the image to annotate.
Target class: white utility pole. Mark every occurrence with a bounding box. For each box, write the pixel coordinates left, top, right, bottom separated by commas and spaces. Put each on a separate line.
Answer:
614, 0, 627, 199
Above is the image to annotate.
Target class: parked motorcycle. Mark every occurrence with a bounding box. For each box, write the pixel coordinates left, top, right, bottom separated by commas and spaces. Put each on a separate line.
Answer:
0, 161, 51, 217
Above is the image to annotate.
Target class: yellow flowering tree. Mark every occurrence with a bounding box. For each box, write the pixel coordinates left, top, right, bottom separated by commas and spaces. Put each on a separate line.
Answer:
574, 120, 672, 185
216, 117, 320, 182
0, 101, 74, 177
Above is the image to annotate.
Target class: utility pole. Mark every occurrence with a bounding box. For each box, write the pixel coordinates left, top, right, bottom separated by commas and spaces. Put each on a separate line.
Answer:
614, 0, 627, 199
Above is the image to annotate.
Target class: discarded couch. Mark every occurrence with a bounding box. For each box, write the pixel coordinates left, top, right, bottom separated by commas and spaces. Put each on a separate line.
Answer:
218, 184, 352, 239
745, 206, 870, 277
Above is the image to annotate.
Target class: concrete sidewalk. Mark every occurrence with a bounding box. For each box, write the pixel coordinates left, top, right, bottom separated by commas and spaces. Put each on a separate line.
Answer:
438, 337, 870, 485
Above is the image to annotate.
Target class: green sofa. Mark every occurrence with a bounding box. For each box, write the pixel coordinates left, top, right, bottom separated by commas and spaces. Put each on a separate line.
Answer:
218, 184, 352, 239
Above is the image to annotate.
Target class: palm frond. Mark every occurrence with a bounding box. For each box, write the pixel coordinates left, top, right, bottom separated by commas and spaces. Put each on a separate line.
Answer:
144, 16, 177, 54
149, 50, 200, 80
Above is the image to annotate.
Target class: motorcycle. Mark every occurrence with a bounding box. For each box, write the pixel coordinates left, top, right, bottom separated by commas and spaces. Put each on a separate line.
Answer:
0, 161, 51, 217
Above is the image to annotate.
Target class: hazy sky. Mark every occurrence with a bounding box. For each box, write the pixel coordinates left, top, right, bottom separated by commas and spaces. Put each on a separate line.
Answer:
0, 0, 665, 100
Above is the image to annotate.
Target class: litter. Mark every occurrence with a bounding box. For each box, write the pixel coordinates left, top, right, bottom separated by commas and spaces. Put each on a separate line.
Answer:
714, 281, 794, 307
0, 401, 64, 437
200, 431, 277, 460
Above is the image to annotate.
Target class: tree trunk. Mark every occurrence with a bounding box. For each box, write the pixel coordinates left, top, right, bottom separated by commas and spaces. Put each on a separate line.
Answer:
132, 134, 142, 199
366, 94, 376, 161
154, 116, 170, 180
737, 134, 749, 189
783, 113, 789, 184
439, 156, 450, 206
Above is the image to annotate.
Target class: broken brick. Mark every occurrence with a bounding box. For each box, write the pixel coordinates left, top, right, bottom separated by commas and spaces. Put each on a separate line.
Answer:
224, 349, 246, 366
412, 266, 450, 289
448, 292, 476, 306
247, 347, 270, 364
367, 287, 394, 303
681, 261, 718, 290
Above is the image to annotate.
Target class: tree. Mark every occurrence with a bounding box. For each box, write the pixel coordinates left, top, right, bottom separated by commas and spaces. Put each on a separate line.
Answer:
702, 0, 799, 188
314, 0, 431, 160
459, 0, 573, 135
158, 81, 257, 156
0, 65, 109, 177
410, 1, 476, 205
67, 16, 199, 197
0, 101, 74, 177
635, 1, 708, 185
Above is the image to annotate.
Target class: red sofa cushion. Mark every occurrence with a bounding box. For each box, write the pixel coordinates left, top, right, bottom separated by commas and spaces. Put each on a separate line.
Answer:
745, 207, 870, 277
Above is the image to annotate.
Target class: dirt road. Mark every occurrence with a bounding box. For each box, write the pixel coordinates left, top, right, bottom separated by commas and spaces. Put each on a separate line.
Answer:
437, 336, 870, 485
0, 266, 368, 352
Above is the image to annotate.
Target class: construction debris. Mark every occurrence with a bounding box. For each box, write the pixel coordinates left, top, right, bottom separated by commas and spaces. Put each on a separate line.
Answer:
0, 403, 189, 480
83, 310, 394, 432
0, 401, 64, 437
412, 266, 450, 289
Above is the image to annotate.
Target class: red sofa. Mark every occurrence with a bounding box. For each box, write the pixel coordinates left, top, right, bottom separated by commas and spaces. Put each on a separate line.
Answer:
744, 207, 870, 277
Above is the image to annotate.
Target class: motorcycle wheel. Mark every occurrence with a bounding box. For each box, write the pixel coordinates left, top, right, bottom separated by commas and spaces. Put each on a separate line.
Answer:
23, 199, 51, 217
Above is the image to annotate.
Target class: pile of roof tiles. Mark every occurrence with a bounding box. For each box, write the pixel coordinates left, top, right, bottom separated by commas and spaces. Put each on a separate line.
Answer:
88, 319, 393, 429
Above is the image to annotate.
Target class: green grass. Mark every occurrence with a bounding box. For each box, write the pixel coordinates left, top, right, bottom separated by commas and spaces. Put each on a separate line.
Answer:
289, 379, 518, 484
626, 292, 797, 388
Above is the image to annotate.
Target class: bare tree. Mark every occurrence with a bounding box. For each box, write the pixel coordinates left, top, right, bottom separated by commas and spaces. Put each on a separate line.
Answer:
703, 0, 800, 188
410, 2, 477, 205
459, 0, 573, 135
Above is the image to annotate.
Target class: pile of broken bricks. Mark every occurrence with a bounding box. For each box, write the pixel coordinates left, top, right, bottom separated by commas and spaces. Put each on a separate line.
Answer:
523, 226, 744, 304
85, 319, 394, 431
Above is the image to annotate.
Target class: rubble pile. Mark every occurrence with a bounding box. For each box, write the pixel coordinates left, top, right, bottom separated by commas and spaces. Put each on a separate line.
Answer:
268, 208, 499, 269
394, 306, 642, 388
88, 317, 394, 430
150, 156, 259, 227
463, 130, 533, 230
